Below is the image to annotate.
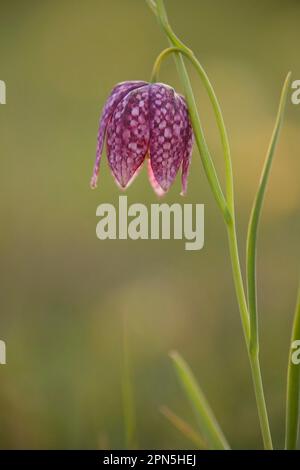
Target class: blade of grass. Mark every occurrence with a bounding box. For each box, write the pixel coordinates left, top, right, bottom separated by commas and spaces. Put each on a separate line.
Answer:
170, 351, 230, 450
285, 288, 300, 450
122, 314, 137, 449
160, 405, 207, 449
246, 72, 291, 354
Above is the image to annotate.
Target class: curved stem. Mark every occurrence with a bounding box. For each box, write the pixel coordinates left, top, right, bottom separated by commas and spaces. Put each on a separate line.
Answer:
227, 204, 272, 450
153, 6, 230, 223
151, 47, 183, 82
151, 47, 234, 212
250, 352, 274, 449
149, 0, 273, 449
151, 46, 250, 342
226, 220, 250, 344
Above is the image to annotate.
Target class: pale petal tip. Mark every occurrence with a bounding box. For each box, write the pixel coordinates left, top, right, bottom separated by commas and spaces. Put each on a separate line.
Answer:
154, 186, 166, 197
147, 160, 166, 197
90, 174, 98, 189
180, 178, 188, 196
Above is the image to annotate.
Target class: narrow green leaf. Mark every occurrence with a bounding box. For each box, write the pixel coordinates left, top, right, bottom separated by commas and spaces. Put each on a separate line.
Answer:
170, 351, 230, 450
246, 72, 291, 353
160, 405, 207, 449
285, 288, 300, 450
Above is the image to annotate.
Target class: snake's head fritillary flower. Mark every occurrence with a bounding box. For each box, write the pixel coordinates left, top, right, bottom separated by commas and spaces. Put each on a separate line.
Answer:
90, 81, 193, 195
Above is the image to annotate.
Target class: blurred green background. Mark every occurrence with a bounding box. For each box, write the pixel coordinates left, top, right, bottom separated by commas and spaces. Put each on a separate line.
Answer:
0, 0, 299, 450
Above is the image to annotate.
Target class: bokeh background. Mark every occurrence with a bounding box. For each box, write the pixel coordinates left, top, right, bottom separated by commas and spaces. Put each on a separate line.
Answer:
0, 0, 299, 450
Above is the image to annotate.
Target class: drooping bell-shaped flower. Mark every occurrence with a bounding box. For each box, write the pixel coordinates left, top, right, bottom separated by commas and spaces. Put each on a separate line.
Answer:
91, 81, 193, 195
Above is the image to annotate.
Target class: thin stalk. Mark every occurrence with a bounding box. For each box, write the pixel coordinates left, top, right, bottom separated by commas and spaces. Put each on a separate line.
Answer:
227, 205, 273, 450
149, 0, 273, 449
151, 47, 234, 212
226, 219, 250, 344
250, 352, 274, 449
152, 45, 250, 341
154, 4, 230, 223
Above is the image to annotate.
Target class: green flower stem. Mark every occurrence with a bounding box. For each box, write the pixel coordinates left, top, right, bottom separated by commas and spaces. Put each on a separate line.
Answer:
246, 73, 291, 354
250, 351, 274, 448
153, 5, 230, 222
172, 55, 231, 223
151, 47, 234, 212
226, 220, 250, 343
150, 0, 273, 449
152, 46, 250, 346
152, 45, 252, 344
228, 217, 272, 449
285, 288, 300, 450
151, 47, 182, 83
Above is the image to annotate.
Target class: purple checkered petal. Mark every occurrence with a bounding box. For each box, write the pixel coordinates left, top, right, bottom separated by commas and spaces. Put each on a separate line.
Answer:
91, 81, 194, 194
149, 84, 187, 193
147, 159, 166, 196
90, 81, 147, 188
177, 95, 194, 195
106, 85, 150, 188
